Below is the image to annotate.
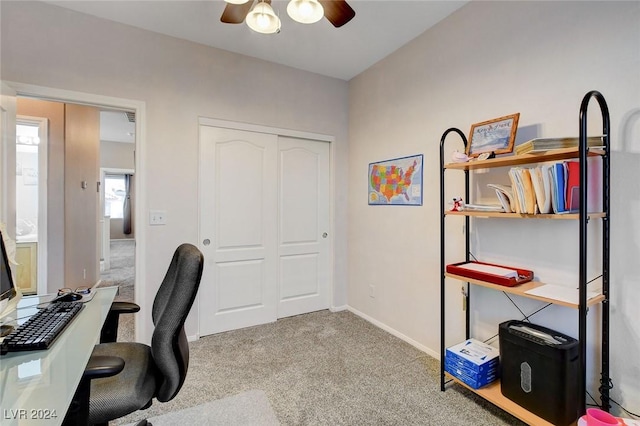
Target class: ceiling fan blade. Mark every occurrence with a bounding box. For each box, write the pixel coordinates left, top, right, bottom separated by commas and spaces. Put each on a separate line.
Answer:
319, 0, 356, 28
220, 1, 254, 24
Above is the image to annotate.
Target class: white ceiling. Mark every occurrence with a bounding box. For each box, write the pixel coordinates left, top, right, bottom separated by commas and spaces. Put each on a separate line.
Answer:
46, 0, 468, 81
100, 110, 135, 143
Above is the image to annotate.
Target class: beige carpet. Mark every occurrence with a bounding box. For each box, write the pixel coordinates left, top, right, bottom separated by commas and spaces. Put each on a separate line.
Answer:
124, 390, 279, 426
98, 239, 135, 342
115, 310, 524, 426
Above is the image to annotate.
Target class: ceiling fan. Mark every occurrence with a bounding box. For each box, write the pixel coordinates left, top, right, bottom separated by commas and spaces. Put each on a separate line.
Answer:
221, 0, 356, 32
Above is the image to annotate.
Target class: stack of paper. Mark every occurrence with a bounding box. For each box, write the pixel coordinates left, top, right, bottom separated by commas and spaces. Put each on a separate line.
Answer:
515, 136, 604, 155
461, 203, 504, 212
456, 262, 518, 278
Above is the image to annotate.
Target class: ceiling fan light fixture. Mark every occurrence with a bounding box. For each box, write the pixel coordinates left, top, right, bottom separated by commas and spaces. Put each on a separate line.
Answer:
287, 0, 324, 24
246, 1, 281, 34
224, 0, 250, 4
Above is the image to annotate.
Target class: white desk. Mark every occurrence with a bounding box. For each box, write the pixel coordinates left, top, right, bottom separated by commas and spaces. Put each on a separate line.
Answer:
0, 287, 117, 426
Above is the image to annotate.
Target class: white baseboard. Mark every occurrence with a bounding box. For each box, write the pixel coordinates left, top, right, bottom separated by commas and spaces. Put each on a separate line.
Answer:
347, 306, 440, 360
330, 304, 348, 312
187, 306, 439, 358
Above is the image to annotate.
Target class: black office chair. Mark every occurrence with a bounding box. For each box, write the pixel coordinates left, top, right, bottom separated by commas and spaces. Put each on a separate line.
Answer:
64, 243, 204, 426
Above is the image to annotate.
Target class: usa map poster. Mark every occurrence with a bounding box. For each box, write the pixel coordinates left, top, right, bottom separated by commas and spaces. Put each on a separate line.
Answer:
368, 154, 423, 205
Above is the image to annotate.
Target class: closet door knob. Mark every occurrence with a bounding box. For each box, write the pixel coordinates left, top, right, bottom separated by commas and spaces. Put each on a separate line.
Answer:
203, 239, 211, 246
322, 233, 328, 238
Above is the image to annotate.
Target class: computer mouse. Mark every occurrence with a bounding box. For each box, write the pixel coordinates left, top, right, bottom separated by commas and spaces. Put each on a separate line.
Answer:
54, 292, 83, 302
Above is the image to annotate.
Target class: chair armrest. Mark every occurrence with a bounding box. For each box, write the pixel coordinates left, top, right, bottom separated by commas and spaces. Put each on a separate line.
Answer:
100, 302, 141, 343
110, 301, 141, 315
84, 355, 125, 380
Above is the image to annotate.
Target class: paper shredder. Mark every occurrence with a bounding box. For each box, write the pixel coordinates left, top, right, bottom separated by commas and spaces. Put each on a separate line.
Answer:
499, 320, 579, 426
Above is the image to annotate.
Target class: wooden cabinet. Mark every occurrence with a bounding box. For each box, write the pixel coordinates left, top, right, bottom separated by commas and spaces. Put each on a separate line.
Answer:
15, 242, 37, 294
438, 91, 611, 425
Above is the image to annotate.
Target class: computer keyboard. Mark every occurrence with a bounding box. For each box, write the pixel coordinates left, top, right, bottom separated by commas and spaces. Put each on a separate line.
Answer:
1, 301, 84, 355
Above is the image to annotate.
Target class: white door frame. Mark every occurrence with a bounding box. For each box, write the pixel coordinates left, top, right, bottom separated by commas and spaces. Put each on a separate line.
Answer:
1, 83, 17, 239
6, 82, 147, 343
100, 167, 135, 272
16, 115, 48, 295
197, 117, 336, 337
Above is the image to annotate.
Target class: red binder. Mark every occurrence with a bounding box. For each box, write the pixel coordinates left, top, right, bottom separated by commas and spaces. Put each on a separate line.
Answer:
446, 261, 534, 287
565, 161, 580, 211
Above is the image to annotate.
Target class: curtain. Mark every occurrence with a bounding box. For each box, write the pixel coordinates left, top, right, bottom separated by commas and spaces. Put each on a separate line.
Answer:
123, 174, 132, 235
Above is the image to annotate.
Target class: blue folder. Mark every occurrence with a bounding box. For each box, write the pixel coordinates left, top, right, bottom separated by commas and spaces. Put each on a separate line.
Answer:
552, 163, 567, 213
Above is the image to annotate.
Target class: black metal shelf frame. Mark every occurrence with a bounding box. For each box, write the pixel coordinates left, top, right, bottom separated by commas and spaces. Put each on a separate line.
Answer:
438, 90, 611, 418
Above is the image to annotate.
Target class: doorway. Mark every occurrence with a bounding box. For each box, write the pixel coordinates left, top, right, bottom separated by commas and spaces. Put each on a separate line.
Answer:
99, 166, 136, 341
3, 82, 146, 342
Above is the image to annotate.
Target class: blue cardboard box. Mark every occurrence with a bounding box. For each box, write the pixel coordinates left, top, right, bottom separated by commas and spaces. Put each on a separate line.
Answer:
445, 358, 497, 381
445, 363, 498, 389
445, 355, 498, 375
445, 338, 500, 388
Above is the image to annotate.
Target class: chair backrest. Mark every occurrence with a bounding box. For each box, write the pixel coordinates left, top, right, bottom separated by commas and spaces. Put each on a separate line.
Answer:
150, 243, 204, 402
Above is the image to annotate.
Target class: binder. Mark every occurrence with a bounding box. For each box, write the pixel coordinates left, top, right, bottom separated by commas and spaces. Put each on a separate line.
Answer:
551, 163, 567, 213
565, 160, 583, 212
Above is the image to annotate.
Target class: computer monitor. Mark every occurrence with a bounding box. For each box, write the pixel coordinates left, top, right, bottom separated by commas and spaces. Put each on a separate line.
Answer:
1, 230, 22, 336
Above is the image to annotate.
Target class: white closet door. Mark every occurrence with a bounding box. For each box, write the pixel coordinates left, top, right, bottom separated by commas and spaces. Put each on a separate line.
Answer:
199, 126, 278, 335
277, 137, 330, 318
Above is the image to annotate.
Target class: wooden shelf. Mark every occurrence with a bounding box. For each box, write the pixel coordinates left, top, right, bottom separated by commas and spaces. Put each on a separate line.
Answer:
445, 273, 605, 309
445, 374, 559, 426
440, 96, 611, 421
444, 147, 606, 171
445, 211, 606, 220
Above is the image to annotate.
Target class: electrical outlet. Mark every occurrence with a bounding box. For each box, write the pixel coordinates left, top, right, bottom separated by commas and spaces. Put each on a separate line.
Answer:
369, 284, 375, 298
149, 210, 167, 226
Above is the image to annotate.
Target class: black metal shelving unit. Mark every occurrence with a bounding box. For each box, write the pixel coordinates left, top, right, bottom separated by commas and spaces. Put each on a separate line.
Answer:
438, 90, 610, 424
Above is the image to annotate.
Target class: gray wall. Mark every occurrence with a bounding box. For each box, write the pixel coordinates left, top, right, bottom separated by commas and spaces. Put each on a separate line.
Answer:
348, 0, 639, 415
0, 1, 349, 341
100, 140, 134, 171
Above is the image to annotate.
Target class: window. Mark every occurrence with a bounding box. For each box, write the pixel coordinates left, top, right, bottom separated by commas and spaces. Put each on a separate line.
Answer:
104, 175, 126, 219
16, 121, 42, 239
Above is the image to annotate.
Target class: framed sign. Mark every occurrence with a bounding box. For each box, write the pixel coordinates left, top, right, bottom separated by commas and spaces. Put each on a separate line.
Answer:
467, 113, 520, 157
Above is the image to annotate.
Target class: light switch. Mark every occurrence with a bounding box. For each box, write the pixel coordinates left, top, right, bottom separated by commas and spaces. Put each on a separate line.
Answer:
149, 210, 167, 226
